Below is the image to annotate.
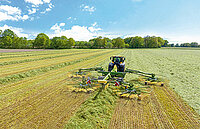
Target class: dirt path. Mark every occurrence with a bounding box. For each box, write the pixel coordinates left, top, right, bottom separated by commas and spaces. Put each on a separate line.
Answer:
109, 86, 200, 129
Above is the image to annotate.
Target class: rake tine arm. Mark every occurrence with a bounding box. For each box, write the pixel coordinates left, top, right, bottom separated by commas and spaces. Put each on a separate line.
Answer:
78, 67, 104, 74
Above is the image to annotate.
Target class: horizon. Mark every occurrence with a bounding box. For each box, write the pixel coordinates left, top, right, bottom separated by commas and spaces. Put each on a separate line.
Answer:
0, 0, 200, 43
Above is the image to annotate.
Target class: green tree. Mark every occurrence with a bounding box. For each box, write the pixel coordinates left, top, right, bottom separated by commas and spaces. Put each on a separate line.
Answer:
130, 36, 144, 48
144, 36, 159, 48
60, 36, 68, 48
22, 37, 28, 48
112, 37, 125, 48
50, 37, 60, 49
92, 36, 104, 48
124, 37, 132, 46
68, 38, 75, 48
106, 42, 113, 48
125, 44, 129, 48
12, 36, 20, 48
191, 42, 198, 47
175, 43, 179, 47
102, 37, 108, 48
2, 29, 17, 39
162, 40, 169, 47
34, 33, 50, 48
3, 36, 12, 48
27, 40, 34, 48
157, 37, 165, 47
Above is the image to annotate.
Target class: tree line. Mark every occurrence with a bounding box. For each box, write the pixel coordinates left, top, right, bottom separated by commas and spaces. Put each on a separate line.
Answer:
74, 36, 169, 49
167, 42, 200, 47
2, 28, 198, 49
0, 29, 75, 49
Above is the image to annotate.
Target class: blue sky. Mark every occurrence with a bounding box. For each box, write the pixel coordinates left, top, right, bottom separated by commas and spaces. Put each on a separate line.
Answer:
0, 0, 200, 43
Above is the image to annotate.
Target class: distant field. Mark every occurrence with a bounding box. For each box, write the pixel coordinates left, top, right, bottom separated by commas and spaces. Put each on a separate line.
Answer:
0, 48, 199, 128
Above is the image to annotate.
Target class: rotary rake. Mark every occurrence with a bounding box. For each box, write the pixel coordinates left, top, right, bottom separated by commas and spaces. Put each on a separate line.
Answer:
70, 56, 164, 100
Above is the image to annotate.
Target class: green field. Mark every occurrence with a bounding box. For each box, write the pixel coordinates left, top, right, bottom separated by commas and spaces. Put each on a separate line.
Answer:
0, 48, 199, 129
122, 48, 200, 114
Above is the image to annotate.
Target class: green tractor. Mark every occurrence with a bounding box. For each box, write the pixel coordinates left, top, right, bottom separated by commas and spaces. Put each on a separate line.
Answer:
70, 56, 164, 100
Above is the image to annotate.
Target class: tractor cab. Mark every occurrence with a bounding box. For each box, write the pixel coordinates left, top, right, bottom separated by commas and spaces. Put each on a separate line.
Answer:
110, 56, 125, 64
108, 56, 125, 72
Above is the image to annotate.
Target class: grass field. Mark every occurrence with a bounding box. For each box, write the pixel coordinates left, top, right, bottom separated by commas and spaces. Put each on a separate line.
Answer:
0, 48, 199, 128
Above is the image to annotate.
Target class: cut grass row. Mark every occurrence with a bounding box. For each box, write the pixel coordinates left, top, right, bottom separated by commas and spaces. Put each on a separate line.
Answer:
0, 49, 93, 60
0, 49, 121, 128
108, 86, 200, 129
0, 49, 96, 63
0, 50, 106, 78
108, 49, 200, 129
0, 50, 100, 66
65, 88, 117, 129
0, 50, 114, 84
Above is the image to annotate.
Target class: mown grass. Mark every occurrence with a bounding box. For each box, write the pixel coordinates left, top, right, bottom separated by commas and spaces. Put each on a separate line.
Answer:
122, 49, 200, 114
0, 49, 121, 128
0, 51, 114, 84
0, 51, 98, 66
65, 87, 117, 129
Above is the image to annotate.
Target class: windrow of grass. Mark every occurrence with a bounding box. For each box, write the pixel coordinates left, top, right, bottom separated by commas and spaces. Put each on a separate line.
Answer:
0, 50, 103, 77
0, 49, 94, 63
0, 50, 120, 107
65, 87, 117, 129
0, 50, 115, 85
0, 50, 99, 66
0, 49, 90, 59
0, 50, 121, 128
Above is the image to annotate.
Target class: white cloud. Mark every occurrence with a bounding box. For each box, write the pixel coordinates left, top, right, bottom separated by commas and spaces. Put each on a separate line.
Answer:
0, 12, 17, 21
88, 27, 102, 32
59, 23, 65, 27
49, 22, 103, 41
21, 15, 29, 20
48, 3, 54, 8
50, 23, 61, 32
81, 5, 96, 14
28, 8, 36, 14
41, 7, 51, 14
92, 22, 97, 27
0, 24, 29, 37
24, 0, 43, 5
41, 3, 54, 14
45, 8, 51, 12
67, 17, 72, 20
43, 0, 51, 3
0, 5, 29, 21
88, 22, 101, 32
0, 5, 21, 15
49, 25, 94, 41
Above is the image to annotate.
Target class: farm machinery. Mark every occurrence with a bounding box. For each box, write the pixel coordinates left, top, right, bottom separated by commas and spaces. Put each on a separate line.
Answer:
70, 56, 164, 100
